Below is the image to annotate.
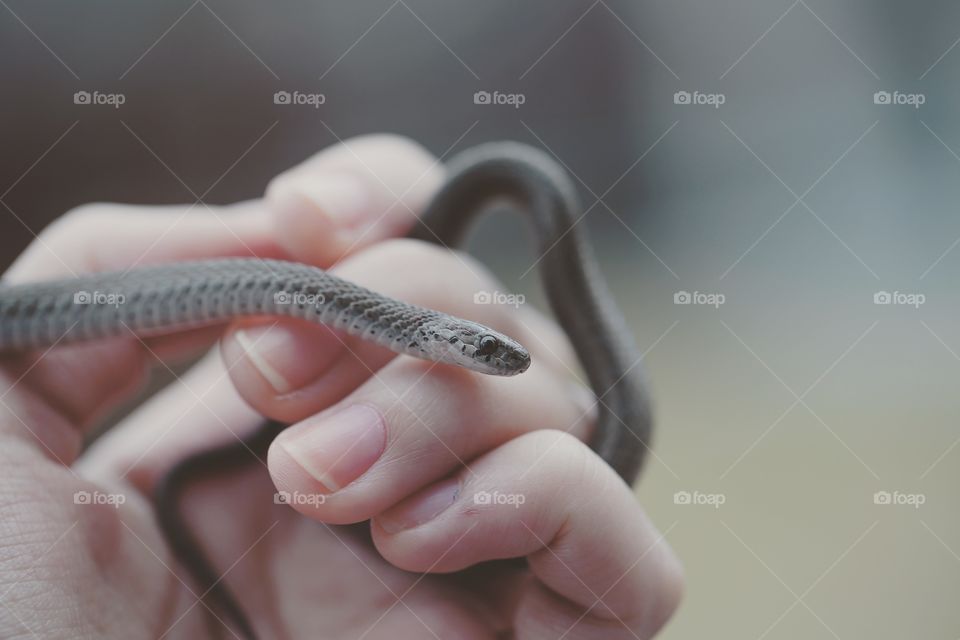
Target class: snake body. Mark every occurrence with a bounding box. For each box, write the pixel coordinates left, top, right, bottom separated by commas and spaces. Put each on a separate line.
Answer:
0, 142, 652, 639
0, 259, 530, 376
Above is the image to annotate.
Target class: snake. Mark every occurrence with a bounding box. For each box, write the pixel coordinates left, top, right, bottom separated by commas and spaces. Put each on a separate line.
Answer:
0, 142, 652, 639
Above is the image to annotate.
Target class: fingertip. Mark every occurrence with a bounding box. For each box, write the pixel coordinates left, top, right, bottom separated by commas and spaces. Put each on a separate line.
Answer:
267, 173, 372, 266
265, 403, 390, 525
647, 535, 685, 630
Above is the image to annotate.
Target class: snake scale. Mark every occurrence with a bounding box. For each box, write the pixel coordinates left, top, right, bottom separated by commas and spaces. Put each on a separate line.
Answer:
0, 142, 652, 639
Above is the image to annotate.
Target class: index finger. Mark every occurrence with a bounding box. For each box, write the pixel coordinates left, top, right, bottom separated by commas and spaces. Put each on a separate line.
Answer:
371, 431, 684, 639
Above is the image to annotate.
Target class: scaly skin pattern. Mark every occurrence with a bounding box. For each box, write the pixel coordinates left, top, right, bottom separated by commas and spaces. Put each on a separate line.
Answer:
0, 258, 530, 376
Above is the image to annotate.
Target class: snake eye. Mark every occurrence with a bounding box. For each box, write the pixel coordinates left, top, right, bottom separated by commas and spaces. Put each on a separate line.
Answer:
477, 335, 499, 356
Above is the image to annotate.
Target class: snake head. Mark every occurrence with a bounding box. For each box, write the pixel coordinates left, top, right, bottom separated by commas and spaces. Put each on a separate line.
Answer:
431, 319, 531, 376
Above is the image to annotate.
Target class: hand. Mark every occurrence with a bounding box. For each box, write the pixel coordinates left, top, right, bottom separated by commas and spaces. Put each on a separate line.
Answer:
0, 135, 683, 639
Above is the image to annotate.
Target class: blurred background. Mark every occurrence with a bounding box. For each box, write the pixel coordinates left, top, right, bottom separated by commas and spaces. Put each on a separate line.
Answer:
1, 1, 959, 637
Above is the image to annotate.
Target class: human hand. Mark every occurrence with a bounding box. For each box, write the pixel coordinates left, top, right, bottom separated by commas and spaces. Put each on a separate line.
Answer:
0, 135, 682, 639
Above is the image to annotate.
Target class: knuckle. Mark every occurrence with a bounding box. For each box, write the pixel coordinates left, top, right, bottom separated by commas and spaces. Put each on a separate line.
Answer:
263, 172, 292, 201
18, 203, 121, 274
266, 134, 437, 201
363, 238, 454, 269
348, 133, 434, 164
533, 429, 590, 466
527, 430, 601, 488
264, 165, 319, 202
45, 203, 113, 242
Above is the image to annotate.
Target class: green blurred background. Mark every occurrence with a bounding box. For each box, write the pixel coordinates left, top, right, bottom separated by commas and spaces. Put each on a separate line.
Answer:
2, 1, 959, 637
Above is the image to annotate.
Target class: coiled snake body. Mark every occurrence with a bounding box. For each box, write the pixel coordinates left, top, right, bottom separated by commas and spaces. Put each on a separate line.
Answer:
0, 143, 652, 638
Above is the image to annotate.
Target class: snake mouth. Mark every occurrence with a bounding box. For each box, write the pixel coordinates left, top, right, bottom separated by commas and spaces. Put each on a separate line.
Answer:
507, 347, 532, 375
484, 336, 531, 376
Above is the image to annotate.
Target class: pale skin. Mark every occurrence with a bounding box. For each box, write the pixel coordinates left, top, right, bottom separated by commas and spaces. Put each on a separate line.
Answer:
0, 135, 683, 639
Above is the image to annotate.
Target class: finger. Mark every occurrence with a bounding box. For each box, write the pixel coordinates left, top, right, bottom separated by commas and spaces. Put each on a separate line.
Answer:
221, 239, 579, 425
76, 346, 265, 495
0, 201, 283, 454
263, 349, 594, 525
77, 136, 446, 474
5, 200, 279, 283
370, 431, 684, 639
266, 133, 444, 266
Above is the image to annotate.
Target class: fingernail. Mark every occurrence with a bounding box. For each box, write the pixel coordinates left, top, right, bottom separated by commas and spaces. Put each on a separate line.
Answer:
377, 475, 460, 533
299, 173, 371, 229
233, 325, 335, 394
278, 404, 386, 493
